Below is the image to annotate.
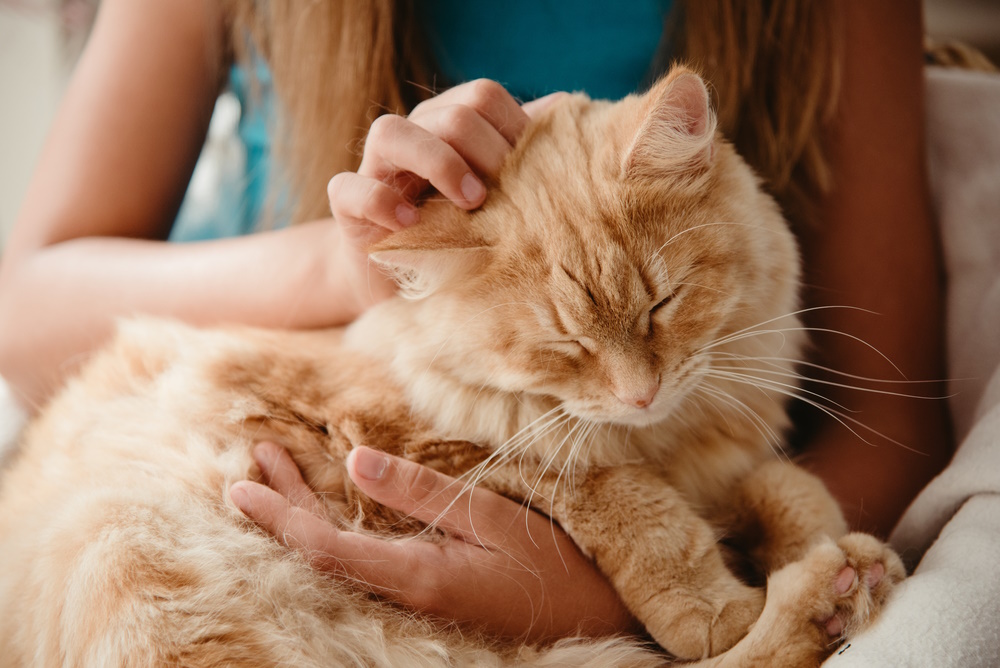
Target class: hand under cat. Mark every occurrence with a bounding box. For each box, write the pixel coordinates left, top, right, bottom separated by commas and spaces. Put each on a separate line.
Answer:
230, 442, 638, 642
328, 79, 564, 313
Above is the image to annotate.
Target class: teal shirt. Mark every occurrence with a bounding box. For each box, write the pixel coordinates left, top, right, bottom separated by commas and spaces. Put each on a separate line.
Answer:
170, 1, 673, 242
419, 0, 673, 102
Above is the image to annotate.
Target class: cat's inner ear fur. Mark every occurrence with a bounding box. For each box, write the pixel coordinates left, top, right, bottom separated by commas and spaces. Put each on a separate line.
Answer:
369, 227, 492, 300
622, 67, 717, 179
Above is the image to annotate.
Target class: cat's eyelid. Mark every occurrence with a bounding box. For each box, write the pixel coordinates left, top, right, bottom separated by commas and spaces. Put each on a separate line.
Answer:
651, 289, 679, 313
549, 337, 595, 354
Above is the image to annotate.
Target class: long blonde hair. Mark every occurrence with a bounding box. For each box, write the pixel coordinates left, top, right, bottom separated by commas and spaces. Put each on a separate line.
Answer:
225, 0, 841, 228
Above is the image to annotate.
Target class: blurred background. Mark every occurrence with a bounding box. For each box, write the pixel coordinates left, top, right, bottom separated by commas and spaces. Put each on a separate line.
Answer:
1, 0, 999, 252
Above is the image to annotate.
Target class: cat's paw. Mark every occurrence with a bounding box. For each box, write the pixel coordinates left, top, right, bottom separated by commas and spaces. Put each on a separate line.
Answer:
764, 533, 904, 649
639, 580, 764, 660
818, 533, 905, 638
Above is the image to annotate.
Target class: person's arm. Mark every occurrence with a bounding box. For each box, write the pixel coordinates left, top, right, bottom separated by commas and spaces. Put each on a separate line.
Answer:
0, 0, 375, 409
797, 0, 953, 537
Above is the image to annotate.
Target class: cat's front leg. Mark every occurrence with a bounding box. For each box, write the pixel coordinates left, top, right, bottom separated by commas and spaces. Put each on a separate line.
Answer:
521, 464, 765, 660
722, 459, 849, 573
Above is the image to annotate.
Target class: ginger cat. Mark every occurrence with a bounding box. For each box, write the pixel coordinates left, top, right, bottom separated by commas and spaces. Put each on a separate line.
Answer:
0, 67, 903, 667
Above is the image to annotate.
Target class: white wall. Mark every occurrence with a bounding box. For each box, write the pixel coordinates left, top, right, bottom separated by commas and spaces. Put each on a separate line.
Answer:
0, 7, 66, 251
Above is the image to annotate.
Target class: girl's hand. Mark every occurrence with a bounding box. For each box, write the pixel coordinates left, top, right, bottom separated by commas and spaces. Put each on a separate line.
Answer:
230, 442, 638, 642
328, 81, 562, 312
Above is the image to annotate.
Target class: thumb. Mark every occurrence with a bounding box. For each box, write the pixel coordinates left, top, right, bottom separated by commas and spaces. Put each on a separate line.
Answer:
347, 446, 518, 546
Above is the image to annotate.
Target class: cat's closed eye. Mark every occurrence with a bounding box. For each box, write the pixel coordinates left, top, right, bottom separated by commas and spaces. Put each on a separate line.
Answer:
647, 291, 678, 335
650, 293, 675, 315
548, 337, 595, 356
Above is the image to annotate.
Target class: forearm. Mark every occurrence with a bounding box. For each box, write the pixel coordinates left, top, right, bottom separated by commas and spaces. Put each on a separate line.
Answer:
0, 222, 363, 409
798, 0, 954, 537
800, 397, 952, 537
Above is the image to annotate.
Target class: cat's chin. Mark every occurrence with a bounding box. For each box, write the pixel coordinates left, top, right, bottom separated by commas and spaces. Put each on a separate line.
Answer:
565, 403, 677, 429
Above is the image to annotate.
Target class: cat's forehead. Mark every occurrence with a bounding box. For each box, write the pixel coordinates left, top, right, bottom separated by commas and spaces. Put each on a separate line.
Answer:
481, 90, 748, 296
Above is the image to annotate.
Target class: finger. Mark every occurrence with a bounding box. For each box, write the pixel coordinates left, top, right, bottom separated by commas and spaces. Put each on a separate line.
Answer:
409, 78, 529, 145
412, 103, 514, 179
251, 442, 326, 517
230, 480, 457, 603
360, 114, 486, 209
346, 446, 526, 547
522, 91, 569, 119
327, 171, 419, 233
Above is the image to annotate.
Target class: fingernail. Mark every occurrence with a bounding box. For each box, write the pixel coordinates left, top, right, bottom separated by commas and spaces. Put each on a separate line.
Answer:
253, 442, 276, 464
461, 173, 485, 204
395, 203, 419, 227
230, 485, 250, 512
352, 447, 388, 481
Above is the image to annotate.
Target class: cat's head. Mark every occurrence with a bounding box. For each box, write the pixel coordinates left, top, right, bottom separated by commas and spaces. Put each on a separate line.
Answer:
370, 67, 802, 430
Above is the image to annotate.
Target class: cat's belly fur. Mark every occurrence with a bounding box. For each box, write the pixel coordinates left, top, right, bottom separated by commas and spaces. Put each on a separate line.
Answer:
0, 318, 671, 666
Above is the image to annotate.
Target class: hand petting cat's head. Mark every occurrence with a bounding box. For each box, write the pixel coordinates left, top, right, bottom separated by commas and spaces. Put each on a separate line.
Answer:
370, 67, 801, 430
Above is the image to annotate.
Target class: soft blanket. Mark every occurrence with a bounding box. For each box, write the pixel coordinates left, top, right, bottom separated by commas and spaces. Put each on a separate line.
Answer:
824, 66, 1000, 667
0, 66, 997, 666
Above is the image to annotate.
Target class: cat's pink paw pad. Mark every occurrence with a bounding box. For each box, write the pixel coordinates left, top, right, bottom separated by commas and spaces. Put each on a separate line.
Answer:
823, 614, 844, 637
833, 565, 857, 596
815, 564, 857, 637
865, 561, 885, 589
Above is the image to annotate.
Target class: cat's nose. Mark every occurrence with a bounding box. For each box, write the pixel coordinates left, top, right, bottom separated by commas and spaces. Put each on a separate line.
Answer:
615, 376, 661, 409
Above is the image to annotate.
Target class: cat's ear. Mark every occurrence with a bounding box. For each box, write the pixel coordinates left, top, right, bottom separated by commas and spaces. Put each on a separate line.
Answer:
369, 228, 492, 300
621, 68, 717, 178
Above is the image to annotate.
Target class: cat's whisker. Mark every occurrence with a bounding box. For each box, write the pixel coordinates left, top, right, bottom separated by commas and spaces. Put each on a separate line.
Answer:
417, 408, 569, 538
655, 221, 767, 255
706, 367, 856, 413
525, 417, 583, 505
703, 370, 928, 454
710, 363, 951, 401
700, 324, 907, 379
695, 304, 877, 353
693, 382, 783, 454
710, 351, 955, 389
463, 408, 567, 490
541, 420, 597, 574
686, 386, 737, 436
518, 418, 586, 550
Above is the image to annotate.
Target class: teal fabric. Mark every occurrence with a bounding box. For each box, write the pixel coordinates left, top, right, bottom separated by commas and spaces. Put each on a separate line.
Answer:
169, 62, 272, 242
419, 0, 673, 102
171, 1, 673, 242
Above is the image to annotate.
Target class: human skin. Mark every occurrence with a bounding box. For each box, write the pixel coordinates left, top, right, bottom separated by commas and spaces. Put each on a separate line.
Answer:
0, 0, 951, 644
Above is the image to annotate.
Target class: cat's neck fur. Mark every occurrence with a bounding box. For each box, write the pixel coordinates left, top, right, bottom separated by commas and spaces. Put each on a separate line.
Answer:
344, 301, 643, 466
